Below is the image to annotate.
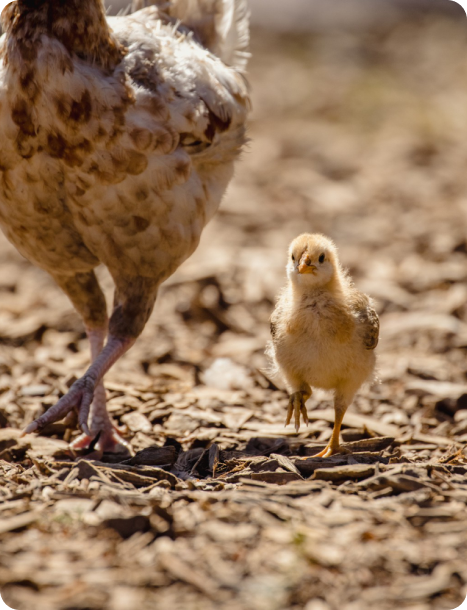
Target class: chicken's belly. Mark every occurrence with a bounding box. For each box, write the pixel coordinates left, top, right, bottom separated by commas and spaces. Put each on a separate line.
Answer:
0, 159, 99, 274
0, 217, 99, 275
0, 150, 208, 281
276, 333, 372, 392
65, 158, 232, 282
299, 352, 347, 391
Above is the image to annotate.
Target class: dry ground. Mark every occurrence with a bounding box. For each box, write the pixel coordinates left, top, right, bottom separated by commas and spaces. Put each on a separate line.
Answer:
1, 15, 467, 610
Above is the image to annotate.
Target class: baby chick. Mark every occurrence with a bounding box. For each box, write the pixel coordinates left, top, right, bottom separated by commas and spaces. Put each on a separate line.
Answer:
268, 234, 379, 457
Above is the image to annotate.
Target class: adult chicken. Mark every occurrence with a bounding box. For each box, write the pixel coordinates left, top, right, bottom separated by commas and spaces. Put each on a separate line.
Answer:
0, 0, 250, 453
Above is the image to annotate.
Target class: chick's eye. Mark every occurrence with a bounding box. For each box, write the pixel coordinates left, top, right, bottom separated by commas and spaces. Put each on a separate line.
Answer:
291, 254, 295, 261
319, 253, 325, 264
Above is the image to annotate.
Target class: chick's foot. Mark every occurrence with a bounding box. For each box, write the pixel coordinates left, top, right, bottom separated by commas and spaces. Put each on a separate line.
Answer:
285, 391, 309, 432
315, 400, 347, 457
315, 441, 340, 458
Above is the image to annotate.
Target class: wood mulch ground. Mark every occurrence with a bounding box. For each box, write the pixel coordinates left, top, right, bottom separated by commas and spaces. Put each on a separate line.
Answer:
1, 15, 467, 610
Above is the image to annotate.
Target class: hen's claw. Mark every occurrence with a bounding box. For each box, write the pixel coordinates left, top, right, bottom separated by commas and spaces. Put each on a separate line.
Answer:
285, 391, 309, 432
71, 428, 132, 456
23, 336, 133, 452
23, 374, 96, 437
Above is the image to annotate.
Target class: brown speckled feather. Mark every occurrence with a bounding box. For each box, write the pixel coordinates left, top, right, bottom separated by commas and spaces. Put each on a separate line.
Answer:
0, 0, 249, 284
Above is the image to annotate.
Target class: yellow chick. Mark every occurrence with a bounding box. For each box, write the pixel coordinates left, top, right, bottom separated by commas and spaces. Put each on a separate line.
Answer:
268, 234, 379, 457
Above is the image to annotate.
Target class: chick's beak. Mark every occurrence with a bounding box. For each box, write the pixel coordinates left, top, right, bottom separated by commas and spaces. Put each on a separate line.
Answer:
298, 255, 316, 274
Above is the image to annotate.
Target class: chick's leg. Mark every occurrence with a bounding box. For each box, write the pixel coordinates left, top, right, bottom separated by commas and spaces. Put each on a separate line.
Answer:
316, 391, 352, 457
285, 386, 311, 433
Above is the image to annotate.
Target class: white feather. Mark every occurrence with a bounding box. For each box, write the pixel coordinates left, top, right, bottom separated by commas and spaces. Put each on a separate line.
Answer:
131, 0, 250, 71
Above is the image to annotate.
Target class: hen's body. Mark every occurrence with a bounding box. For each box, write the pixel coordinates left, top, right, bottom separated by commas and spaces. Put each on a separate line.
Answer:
0, 0, 249, 452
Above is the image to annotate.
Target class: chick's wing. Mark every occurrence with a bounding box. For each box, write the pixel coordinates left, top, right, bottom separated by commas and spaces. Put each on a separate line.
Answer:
351, 292, 379, 350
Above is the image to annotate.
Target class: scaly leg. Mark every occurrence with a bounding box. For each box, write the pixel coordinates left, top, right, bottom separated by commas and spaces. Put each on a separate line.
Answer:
71, 327, 132, 454
285, 387, 311, 433
23, 273, 159, 452
315, 391, 352, 457
24, 334, 134, 436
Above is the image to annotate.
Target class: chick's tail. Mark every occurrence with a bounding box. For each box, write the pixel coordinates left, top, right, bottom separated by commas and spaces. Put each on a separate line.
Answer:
263, 339, 282, 380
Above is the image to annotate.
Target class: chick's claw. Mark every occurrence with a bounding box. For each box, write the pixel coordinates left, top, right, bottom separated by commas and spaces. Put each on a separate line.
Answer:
315, 442, 339, 458
285, 391, 309, 432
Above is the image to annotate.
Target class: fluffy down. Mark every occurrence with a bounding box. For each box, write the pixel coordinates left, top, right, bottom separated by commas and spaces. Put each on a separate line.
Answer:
268, 234, 379, 456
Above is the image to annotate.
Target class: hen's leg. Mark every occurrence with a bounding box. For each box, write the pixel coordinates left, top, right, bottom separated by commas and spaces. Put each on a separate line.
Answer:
71, 326, 131, 454
24, 335, 134, 433
285, 386, 311, 432
23, 275, 158, 450
65, 326, 105, 444
21, 271, 128, 452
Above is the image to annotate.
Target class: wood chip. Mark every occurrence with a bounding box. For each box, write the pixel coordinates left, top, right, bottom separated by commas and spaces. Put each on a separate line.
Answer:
305, 409, 400, 437
0, 511, 39, 535
312, 464, 376, 482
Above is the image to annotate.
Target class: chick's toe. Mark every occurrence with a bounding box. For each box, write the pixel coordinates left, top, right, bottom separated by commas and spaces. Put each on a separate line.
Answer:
315, 443, 339, 458
285, 391, 309, 432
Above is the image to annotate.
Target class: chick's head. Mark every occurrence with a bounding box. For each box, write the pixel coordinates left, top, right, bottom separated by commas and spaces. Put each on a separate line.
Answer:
287, 233, 338, 288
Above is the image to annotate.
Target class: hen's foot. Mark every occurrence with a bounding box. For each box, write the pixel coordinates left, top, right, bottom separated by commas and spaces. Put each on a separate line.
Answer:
285, 391, 309, 432
24, 377, 132, 456
74, 381, 132, 456
71, 427, 132, 457
24, 374, 97, 437
23, 335, 133, 441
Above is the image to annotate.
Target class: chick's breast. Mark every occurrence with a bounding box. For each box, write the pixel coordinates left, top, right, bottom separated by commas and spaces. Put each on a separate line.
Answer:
271, 288, 376, 392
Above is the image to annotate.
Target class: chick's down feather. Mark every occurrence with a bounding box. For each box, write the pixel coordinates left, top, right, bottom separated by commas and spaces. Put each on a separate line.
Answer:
268, 234, 379, 456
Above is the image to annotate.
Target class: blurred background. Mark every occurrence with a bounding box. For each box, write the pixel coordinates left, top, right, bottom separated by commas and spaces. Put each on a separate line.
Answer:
1, 0, 467, 419
107, 0, 464, 26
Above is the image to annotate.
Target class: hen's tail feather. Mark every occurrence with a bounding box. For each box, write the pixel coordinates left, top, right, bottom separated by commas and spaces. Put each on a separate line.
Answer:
117, 4, 133, 16
131, 0, 250, 71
